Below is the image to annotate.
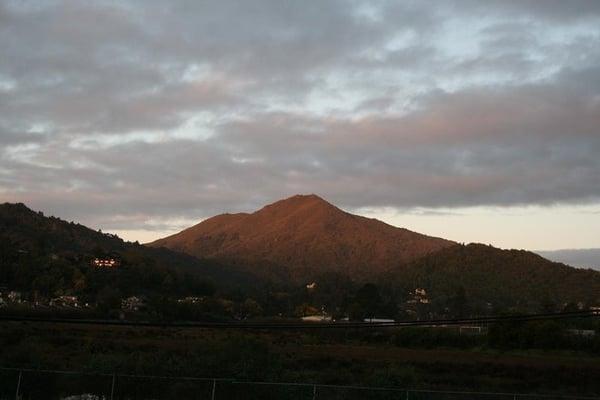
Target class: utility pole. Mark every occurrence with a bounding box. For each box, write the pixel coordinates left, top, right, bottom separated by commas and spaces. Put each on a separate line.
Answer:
110, 373, 116, 400
14, 370, 22, 400
211, 379, 217, 400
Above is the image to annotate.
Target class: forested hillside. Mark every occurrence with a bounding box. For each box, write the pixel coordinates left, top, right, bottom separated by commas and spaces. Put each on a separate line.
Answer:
389, 243, 600, 314
0, 203, 256, 304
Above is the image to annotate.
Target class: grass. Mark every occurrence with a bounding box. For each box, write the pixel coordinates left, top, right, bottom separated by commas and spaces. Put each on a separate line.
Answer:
1, 321, 599, 397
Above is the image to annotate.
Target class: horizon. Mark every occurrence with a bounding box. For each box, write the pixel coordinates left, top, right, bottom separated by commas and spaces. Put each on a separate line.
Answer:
115, 201, 600, 252
5, 196, 600, 254
1, 1, 600, 251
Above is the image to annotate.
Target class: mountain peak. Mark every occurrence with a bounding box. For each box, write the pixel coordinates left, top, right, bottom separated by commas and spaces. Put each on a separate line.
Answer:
258, 194, 339, 215
290, 193, 322, 200
268, 193, 332, 207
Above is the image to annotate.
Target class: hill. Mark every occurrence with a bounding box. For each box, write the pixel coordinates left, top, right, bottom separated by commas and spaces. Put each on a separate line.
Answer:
149, 194, 455, 281
390, 243, 600, 312
0, 202, 256, 300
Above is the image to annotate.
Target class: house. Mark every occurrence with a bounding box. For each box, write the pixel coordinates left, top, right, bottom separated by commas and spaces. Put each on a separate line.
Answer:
301, 305, 331, 322
363, 318, 395, 323
50, 296, 79, 308
302, 314, 332, 322
566, 329, 596, 337
177, 296, 205, 304
91, 258, 121, 268
121, 296, 146, 312
406, 288, 430, 305
7, 291, 21, 303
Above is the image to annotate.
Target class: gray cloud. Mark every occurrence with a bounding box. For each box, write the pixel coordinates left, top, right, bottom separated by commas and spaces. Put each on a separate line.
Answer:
449, 0, 600, 21
1, 0, 600, 232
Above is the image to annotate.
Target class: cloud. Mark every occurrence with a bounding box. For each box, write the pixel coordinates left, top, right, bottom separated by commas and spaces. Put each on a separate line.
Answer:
0, 0, 599, 233
450, 0, 600, 22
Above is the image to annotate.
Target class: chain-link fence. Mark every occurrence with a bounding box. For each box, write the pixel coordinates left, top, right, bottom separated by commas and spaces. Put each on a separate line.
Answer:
1, 368, 599, 400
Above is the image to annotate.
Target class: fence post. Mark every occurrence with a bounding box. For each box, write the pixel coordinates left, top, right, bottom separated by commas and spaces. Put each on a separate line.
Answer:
14, 370, 22, 400
312, 384, 317, 400
406, 389, 409, 400
110, 373, 116, 400
211, 379, 216, 400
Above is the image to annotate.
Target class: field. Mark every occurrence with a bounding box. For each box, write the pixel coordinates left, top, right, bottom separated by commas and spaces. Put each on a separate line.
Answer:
1, 320, 600, 399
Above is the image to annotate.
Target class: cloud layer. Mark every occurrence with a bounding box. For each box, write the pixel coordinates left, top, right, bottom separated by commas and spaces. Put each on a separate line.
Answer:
1, 0, 600, 233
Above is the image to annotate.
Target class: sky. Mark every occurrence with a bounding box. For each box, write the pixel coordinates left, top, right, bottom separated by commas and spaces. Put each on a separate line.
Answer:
1, 0, 600, 251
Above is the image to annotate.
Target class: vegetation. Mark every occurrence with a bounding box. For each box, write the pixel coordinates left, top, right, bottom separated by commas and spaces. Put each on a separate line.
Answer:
388, 243, 600, 313
1, 320, 599, 398
0, 203, 256, 308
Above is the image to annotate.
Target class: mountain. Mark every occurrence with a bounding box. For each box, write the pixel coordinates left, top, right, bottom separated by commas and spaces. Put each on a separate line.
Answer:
2, 200, 599, 314
149, 194, 455, 281
537, 249, 600, 271
149, 195, 600, 309
0, 202, 256, 298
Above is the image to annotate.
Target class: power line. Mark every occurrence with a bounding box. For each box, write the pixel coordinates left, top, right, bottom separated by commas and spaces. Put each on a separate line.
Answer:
0, 310, 597, 330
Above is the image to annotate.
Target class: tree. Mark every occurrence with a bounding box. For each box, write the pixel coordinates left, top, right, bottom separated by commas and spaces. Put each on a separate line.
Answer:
240, 298, 263, 318
353, 283, 382, 320
450, 286, 468, 318
96, 286, 122, 314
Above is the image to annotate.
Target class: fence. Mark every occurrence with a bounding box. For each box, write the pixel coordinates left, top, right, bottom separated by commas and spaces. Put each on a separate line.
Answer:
1, 368, 599, 400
